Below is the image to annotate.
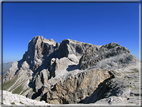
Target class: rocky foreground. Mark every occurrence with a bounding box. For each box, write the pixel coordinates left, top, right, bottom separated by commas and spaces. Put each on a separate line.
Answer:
1, 90, 140, 106
1, 90, 50, 106
2, 36, 141, 105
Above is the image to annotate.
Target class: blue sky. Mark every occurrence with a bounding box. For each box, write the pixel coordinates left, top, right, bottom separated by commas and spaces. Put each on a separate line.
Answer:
3, 3, 139, 63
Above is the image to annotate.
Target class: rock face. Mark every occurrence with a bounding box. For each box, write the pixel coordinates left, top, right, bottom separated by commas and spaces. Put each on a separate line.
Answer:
79, 42, 130, 70
3, 36, 141, 105
45, 69, 113, 104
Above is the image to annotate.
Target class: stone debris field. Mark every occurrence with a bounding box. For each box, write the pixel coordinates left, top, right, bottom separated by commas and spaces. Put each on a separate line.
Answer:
1, 90, 50, 106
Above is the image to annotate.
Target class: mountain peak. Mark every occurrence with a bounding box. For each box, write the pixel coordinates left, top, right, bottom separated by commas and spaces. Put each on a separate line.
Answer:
3, 36, 140, 105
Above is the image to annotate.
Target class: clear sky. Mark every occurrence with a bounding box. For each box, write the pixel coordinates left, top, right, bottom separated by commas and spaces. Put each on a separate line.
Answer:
3, 2, 139, 63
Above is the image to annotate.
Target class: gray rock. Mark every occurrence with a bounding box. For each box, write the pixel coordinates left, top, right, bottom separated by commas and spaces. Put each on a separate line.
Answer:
2, 90, 50, 106
22, 36, 57, 72
45, 69, 113, 104
79, 42, 130, 70
40, 69, 49, 84
3, 36, 141, 105
3, 61, 19, 83
58, 39, 99, 59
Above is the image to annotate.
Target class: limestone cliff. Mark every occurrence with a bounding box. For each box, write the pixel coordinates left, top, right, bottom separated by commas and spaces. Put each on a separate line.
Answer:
3, 36, 141, 105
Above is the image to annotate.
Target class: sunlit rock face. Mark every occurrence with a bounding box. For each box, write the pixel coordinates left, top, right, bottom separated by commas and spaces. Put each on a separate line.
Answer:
3, 36, 141, 105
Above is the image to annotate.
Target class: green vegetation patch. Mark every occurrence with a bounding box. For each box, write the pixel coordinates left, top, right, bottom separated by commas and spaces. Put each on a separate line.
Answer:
20, 88, 30, 95
19, 101, 24, 104
11, 102, 15, 105
12, 84, 23, 94
3, 75, 18, 90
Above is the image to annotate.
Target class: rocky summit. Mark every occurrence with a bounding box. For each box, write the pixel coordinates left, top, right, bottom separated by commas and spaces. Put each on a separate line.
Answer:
3, 36, 141, 105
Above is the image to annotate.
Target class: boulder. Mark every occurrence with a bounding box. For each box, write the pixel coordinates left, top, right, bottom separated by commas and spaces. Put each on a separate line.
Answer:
46, 69, 114, 104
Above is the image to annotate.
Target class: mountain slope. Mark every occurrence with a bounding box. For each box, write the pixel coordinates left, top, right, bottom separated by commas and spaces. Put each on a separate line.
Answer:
3, 36, 141, 105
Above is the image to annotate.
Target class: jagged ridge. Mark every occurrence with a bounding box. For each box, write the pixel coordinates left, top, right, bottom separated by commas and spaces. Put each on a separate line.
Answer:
3, 36, 140, 105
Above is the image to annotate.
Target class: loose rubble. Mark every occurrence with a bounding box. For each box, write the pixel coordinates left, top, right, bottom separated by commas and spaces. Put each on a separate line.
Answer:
1, 90, 50, 106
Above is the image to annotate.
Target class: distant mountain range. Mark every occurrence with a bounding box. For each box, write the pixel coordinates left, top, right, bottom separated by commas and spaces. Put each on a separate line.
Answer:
0, 62, 13, 75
